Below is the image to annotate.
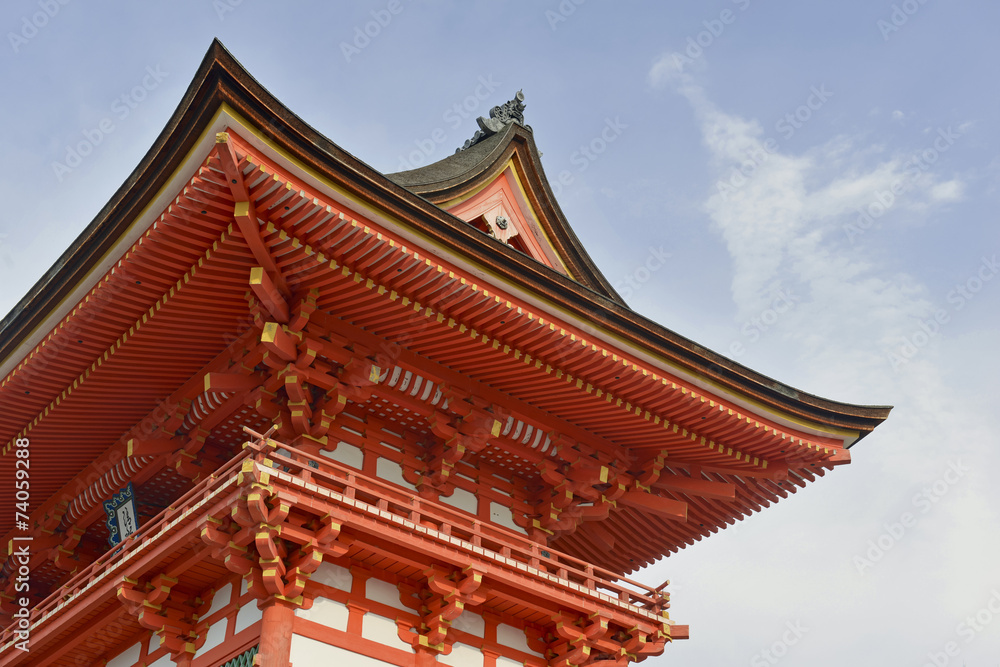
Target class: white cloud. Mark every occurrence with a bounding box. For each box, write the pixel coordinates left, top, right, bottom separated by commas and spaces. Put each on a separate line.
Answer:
647, 55, 1000, 666
930, 178, 964, 202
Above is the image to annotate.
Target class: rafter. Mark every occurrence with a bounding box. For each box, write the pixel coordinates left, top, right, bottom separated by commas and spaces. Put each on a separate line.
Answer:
215, 132, 289, 295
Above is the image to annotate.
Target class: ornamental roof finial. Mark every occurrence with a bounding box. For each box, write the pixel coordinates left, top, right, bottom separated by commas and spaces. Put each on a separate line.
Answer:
457, 90, 531, 152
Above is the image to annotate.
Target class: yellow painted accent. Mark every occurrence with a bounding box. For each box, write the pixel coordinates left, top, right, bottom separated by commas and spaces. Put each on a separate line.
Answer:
4, 102, 859, 461
261, 322, 280, 343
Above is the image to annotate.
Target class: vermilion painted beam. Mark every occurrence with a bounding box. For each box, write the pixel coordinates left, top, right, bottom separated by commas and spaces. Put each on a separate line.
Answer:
617, 491, 688, 522
126, 437, 180, 457
216, 133, 288, 296
30, 604, 135, 667
306, 311, 631, 466
214, 132, 250, 201
261, 322, 298, 361
653, 474, 737, 501
249, 266, 290, 323
203, 372, 264, 394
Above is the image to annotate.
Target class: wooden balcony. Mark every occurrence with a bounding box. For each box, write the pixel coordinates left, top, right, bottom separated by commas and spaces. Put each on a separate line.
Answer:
0, 429, 685, 663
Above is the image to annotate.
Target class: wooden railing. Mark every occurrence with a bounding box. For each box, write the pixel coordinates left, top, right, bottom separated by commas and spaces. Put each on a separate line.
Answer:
0, 449, 249, 647
3, 428, 669, 646
243, 428, 669, 614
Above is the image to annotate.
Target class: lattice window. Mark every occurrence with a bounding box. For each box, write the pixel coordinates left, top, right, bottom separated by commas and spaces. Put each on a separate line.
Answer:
218, 645, 258, 667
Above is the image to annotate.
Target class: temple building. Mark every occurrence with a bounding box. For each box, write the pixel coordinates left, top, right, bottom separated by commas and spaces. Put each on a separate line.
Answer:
0, 41, 889, 667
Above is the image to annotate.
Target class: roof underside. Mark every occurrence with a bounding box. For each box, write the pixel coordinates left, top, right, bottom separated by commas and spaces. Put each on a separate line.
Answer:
0, 41, 890, 589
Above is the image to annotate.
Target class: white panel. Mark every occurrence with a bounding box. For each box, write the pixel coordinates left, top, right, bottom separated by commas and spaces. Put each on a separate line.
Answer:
497, 623, 539, 655
321, 441, 363, 469
235, 600, 263, 634
451, 610, 485, 637
362, 613, 413, 651
311, 561, 353, 592
497, 657, 524, 667
290, 635, 399, 665
366, 578, 407, 612
439, 643, 484, 667
147, 655, 173, 667
147, 633, 159, 655
204, 582, 233, 618
106, 642, 141, 667
440, 487, 478, 514
295, 596, 349, 631
490, 501, 526, 534
376, 457, 416, 491
194, 617, 227, 657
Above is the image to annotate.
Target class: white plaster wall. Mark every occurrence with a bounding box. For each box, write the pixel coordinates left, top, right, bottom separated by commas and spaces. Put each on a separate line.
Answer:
289, 635, 398, 665
490, 501, 526, 534
295, 596, 350, 631
321, 440, 363, 469
497, 657, 524, 667
366, 577, 407, 612
204, 582, 233, 618
147, 655, 172, 667
440, 487, 478, 514
194, 616, 228, 658
451, 610, 485, 637
497, 623, 540, 656
362, 613, 413, 651
376, 457, 417, 491
105, 642, 140, 667
235, 599, 263, 634
311, 561, 353, 592
438, 642, 485, 667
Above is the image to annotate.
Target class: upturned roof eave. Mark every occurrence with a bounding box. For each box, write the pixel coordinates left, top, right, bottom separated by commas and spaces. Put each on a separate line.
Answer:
0, 39, 891, 441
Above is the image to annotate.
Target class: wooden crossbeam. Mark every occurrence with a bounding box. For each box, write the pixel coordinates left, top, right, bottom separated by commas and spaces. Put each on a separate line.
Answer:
261, 322, 298, 361
216, 132, 288, 296
249, 267, 290, 322
204, 372, 263, 394
617, 491, 688, 522
215, 132, 250, 201
653, 474, 736, 501
306, 310, 631, 466
126, 437, 180, 458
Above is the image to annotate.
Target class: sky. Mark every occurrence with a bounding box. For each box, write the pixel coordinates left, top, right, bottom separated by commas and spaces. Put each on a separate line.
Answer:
1, 1, 998, 665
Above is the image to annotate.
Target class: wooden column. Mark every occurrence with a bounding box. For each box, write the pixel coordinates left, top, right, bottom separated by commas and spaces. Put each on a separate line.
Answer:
257, 599, 296, 667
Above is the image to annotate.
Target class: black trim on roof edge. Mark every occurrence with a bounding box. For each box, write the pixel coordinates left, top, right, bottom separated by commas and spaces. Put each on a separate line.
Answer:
388, 122, 626, 305
0, 39, 891, 439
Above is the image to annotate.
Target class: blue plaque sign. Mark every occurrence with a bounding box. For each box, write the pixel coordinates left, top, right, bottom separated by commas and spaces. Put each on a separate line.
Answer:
103, 482, 139, 547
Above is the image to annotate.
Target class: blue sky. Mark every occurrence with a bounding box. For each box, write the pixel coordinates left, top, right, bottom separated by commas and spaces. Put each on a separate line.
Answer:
1, 1, 998, 664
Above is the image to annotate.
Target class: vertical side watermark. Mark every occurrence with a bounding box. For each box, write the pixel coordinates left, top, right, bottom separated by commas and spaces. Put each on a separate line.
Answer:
12, 437, 32, 652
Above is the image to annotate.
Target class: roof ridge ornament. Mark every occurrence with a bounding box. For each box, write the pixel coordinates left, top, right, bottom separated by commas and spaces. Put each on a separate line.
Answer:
457, 90, 531, 152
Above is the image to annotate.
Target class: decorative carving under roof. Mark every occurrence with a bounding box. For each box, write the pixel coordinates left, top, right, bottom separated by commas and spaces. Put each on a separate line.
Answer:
457, 90, 531, 152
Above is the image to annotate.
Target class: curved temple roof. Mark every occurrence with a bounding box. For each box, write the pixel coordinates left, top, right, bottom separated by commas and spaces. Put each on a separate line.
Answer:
0, 40, 889, 575
0, 41, 890, 435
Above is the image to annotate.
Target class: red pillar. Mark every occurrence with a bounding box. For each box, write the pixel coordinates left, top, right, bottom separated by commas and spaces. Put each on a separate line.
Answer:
257, 599, 296, 667
414, 647, 439, 667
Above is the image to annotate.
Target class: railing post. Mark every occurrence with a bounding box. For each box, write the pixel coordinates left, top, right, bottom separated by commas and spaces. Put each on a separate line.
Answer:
472, 520, 482, 547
